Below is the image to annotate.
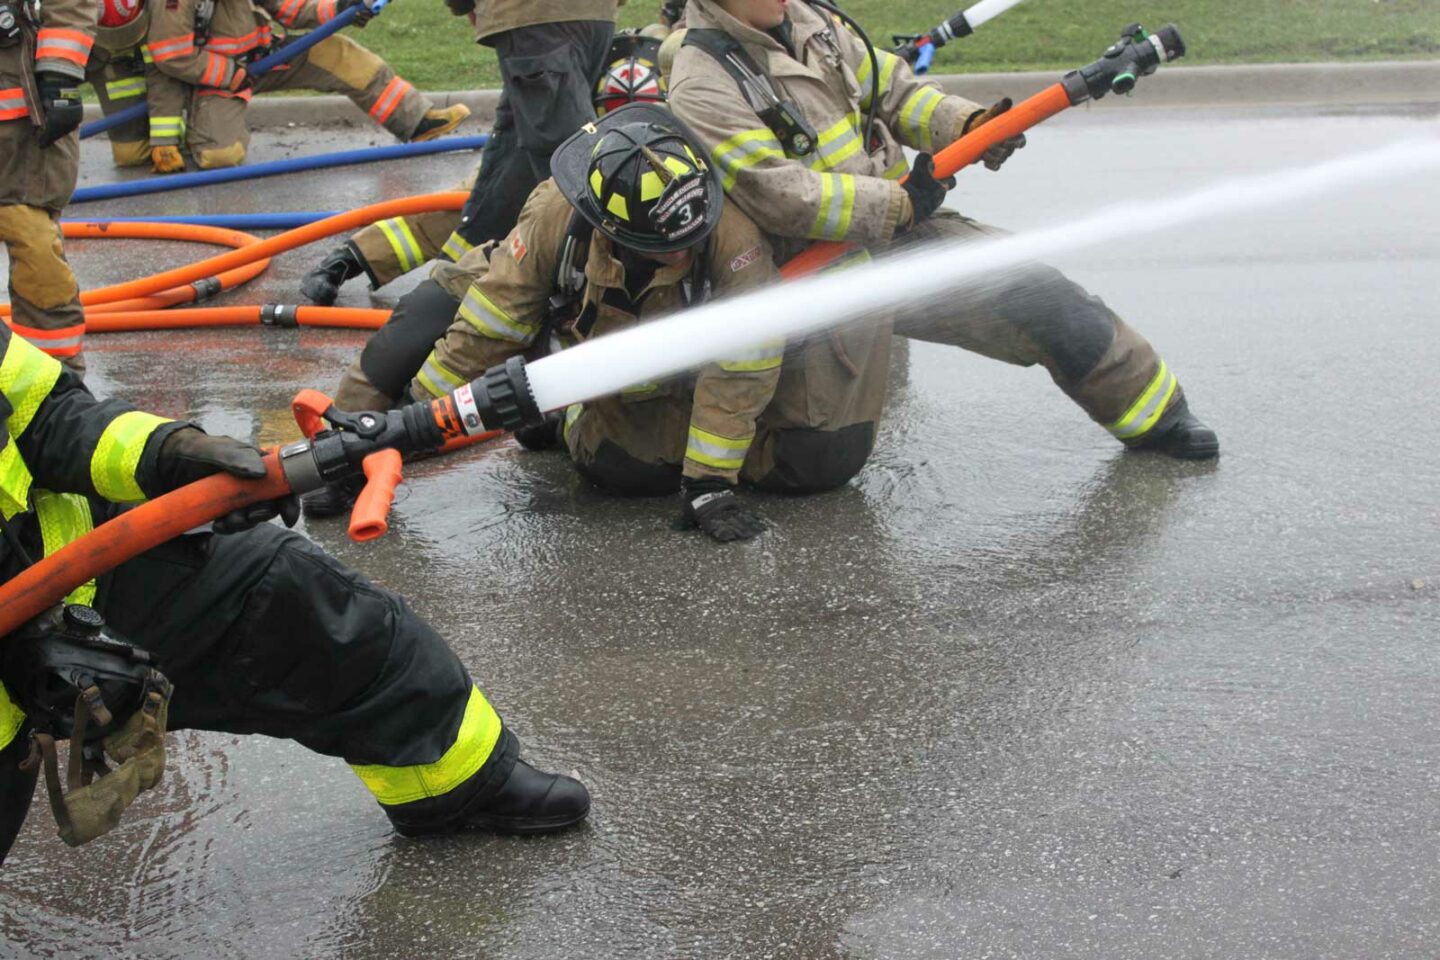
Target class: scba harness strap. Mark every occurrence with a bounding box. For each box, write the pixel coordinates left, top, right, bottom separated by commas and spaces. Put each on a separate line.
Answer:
681, 26, 818, 158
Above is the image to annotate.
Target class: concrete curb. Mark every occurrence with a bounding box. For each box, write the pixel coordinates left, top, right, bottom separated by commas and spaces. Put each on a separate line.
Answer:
82, 60, 1440, 129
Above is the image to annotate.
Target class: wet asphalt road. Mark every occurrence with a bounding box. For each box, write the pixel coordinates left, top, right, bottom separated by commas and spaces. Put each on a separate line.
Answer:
1, 103, 1438, 959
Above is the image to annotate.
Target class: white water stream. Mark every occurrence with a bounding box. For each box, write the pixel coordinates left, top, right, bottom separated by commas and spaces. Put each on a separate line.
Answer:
524, 139, 1440, 414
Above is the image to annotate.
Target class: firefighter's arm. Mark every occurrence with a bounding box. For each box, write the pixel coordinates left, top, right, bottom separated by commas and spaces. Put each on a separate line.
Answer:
682, 218, 782, 484
839, 30, 982, 154
668, 69, 908, 247
409, 182, 569, 402
1, 328, 187, 503
263, 0, 345, 30
144, 0, 241, 88
34, 0, 96, 81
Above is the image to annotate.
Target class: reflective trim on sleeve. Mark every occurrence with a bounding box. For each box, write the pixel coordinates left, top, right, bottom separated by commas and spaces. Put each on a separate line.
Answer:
376, 218, 424, 273
685, 425, 753, 471
207, 28, 269, 55
33, 491, 96, 605
0, 683, 24, 753
457, 286, 538, 343
440, 231, 473, 262
856, 48, 901, 111
712, 128, 785, 191
805, 117, 862, 172
810, 172, 856, 240
350, 685, 503, 807
317, 0, 337, 22
90, 411, 172, 503
146, 32, 197, 62
716, 338, 784, 373
6, 321, 84, 360
415, 351, 467, 399
105, 75, 148, 101
369, 77, 413, 124
149, 115, 185, 141
200, 52, 229, 87
0, 87, 29, 121
1, 330, 64, 439
35, 28, 94, 67
883, 158, 909, 181
562, 403, 582, 445
898, 85, 945, 151
276, 0, 306, 25
1107, 360, 1178, 441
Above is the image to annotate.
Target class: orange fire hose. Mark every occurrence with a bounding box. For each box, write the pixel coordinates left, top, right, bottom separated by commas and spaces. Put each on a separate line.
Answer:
84, 306, 391, 332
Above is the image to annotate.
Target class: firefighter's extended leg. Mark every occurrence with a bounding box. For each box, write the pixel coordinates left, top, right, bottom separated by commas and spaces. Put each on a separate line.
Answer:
448, 19, 613, 254
304, 280, 465, 518
96, 524, 589, 836
0, 205, 86, 374
894, 211, 1219, 459
562, 397, 687, 497
253, 35, 461, 143
86, 48, 151, 167
302, 170, 476, 304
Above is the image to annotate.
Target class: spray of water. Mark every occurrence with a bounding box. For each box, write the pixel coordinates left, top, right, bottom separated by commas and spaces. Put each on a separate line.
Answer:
524, 139, 1440, 414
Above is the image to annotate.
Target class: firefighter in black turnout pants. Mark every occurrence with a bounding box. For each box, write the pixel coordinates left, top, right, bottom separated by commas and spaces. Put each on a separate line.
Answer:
0, 325, 588, 860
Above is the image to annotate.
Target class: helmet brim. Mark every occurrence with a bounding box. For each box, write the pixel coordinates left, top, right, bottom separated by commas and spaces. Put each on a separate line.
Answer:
551, 102, 725, 256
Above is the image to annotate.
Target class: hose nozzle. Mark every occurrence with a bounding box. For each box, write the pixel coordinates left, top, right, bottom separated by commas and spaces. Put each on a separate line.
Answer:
1063, 23, 1187, 104
436, 355, 543, 440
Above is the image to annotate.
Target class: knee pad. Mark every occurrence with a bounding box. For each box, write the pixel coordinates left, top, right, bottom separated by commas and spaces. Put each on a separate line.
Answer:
308, 34, 383, 90
109, 140, 151, 167
194, 142, 246, 169
993, 265, 1117, 382
752, 423, 876, 494
358, 281, 461, 399
573, 440, 682, 498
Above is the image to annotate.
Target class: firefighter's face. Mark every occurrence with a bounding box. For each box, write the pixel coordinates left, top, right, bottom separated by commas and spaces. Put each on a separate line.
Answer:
720, 0, 788, 31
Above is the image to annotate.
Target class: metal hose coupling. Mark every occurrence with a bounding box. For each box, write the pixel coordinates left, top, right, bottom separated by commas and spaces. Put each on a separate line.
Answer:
449, 355, 543, 435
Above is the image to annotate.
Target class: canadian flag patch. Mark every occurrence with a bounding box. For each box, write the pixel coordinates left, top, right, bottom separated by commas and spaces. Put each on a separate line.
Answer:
729, 244, 762, 273
509, 233, 528, 263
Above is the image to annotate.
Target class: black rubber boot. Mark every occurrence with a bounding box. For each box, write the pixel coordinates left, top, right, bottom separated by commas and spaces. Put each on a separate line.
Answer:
1128, 398, 1220, 460
300, 475, 363, 520
301, 244, 366, 306
386, 730, 590, 838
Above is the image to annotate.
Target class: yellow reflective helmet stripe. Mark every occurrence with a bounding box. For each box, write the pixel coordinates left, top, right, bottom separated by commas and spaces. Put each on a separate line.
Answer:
33, 491, 96, 605
1108, 360, 1179, 440
685, 425, 753, 471
415, 351, 467, 399
640, 170, 664, 201
712, 128, 784, 191
376, 217, 423, 273
810, 172, 856, 240
0, 683, 24, 753
457, 286, 539, 343
898, 85, 945, 151
606, 192, 630, 221
351, 685, 503, 806
91, 411, 171, 503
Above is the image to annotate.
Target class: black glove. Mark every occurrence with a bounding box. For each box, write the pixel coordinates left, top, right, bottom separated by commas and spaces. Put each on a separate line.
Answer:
35, 72, 83, 148
900, 152, 955, 228
337, 0, 373, 26
156, 427, 299, 534
675, 477, 764, 543
962, 98, 1027, 172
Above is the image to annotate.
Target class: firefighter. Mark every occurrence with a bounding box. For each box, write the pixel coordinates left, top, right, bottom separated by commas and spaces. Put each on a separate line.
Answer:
666, 0, 1219, 493
141, 0, 469, 173
305, 104, 781, 543
0, 0, 91, 373
0, 323, 589, 861
433, 0, 620, 268
84, 0, 170, 167
301, 29, 670, 306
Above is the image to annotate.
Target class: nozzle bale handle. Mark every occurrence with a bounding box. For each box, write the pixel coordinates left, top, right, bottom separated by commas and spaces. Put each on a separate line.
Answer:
349, 449, 403, 542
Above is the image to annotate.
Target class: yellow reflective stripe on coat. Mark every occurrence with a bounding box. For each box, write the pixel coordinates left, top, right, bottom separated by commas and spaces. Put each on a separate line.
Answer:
33, 490, 96, 605
805, 116, 862, 172
105, 75, 147, 100
562, 403, 583, 445
712, 128, 784, 191
898, 85, 945, 151
717, 338, 784, 372
91, 411, 171, 502
1107, 360, 1178, 440
415, 351, 467, 399
810, 172, 856, 240
856, 47, 901, 111
149, 115, 184, 140
350, 686, 502, 806
440, 231, 473, 263
457, 286, 538, 343
685, 425, 752, 471
0, 332, 62, 518
376, 217, 423, 273
0, 682, 24, 752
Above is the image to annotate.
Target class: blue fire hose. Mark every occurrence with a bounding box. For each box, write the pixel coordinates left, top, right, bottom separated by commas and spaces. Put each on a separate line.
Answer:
70, 136, 487, 204
80, 0, 380, 140
62, 213, 335, 229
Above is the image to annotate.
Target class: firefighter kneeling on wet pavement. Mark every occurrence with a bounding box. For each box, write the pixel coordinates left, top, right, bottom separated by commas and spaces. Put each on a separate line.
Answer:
664, 0, 1218, 486
0, 324, 588, 861
90, 0, 469, 173
306, 103, 782, 543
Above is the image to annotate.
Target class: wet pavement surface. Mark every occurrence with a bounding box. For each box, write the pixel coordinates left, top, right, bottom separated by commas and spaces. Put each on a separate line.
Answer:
1, 103, 1438, 958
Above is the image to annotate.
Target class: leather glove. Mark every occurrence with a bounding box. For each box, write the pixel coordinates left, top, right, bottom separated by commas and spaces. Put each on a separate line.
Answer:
675, 477, 764, 543
34, 72, 83, 148
900, 152, 955, 228
151, 145, 185, 173
338, 0, 373, 27
156, 428, 299, 534
962, 98, 1027, 172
